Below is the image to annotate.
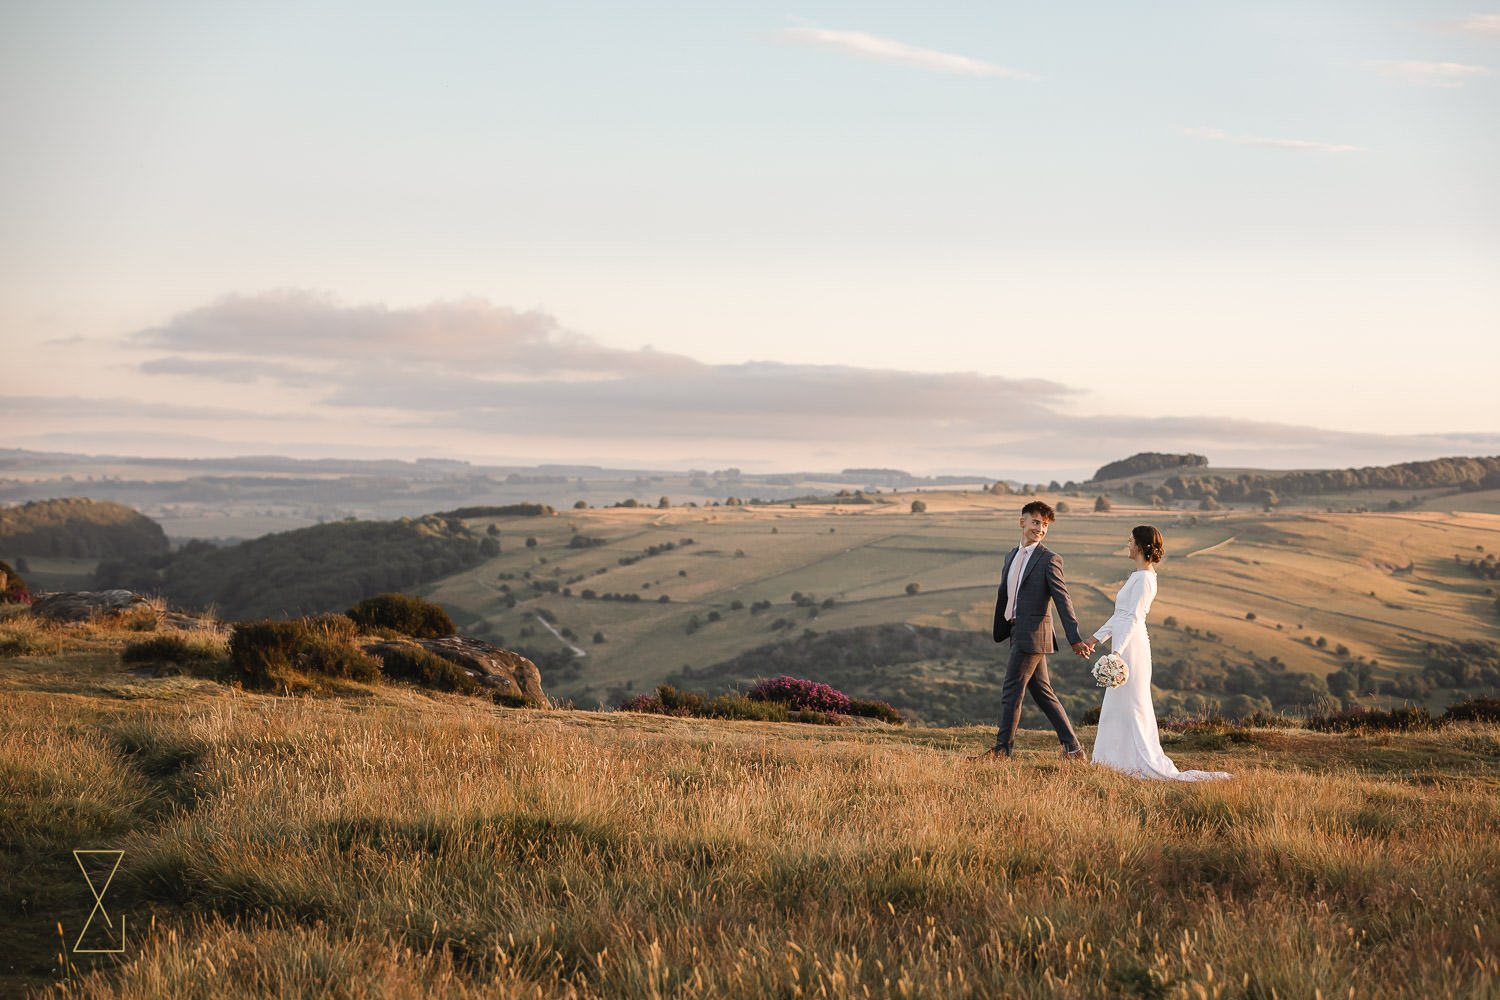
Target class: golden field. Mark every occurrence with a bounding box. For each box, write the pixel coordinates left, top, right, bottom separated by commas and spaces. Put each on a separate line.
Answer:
1, 616, 1496, 999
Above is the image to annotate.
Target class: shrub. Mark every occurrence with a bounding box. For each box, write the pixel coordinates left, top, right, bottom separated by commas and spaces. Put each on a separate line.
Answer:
1307, 704, 1433, 733
229, 617, 381, 687
910, 500, 927, 514
905, 582, 921, 595
121, 633, 223, 667
847, 697, 905, 724
618, 684, 836, 725
1094, 496, 1113, 512
1440, 696, 1500, 725
376, 644, 481, 694
0, 616, 57, 658
1161, 712, 1236, 735
0, 559, 31, 605
748, 676, 852, 714
346, 593, 455, 638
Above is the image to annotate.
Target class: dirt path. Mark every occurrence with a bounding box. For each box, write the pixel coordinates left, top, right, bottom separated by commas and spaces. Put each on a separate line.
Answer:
1184, 536, 1237, 559
533, 613, 586, 658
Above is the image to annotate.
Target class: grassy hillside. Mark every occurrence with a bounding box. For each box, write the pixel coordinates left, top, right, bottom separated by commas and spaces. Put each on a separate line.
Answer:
1, 618, 1496, 998
423, 492, 1500, 723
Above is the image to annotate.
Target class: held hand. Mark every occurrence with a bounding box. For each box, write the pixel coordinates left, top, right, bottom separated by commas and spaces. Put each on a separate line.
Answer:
1072, 640, 1095, 658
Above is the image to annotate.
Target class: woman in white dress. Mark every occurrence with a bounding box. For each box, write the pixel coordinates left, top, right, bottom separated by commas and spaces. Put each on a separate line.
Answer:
1089, 525, 1232, 782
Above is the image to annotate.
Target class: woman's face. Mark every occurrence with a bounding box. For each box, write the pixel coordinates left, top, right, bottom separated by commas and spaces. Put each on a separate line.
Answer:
1128, 535, 1140, 558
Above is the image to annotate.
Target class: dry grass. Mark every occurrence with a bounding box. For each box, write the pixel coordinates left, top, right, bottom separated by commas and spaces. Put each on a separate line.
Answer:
2, 638, 1496, 999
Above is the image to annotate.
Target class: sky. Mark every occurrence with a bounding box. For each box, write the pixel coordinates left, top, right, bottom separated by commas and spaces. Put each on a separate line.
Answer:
3, 1, 1497, 481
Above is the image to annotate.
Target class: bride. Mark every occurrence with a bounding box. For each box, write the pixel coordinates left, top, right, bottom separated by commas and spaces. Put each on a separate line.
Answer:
1089, 525, 1232, 782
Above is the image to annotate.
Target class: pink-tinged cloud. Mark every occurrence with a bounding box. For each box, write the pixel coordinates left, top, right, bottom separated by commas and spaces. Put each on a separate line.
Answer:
1182, 126, 1364, 154
779, 26, 1038, 81
1365, 59, 1493, 88
1451, 14, 1500, 37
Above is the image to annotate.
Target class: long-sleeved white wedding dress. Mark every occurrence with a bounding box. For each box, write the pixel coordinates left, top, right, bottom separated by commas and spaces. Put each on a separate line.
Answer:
1091, 570, 1232, 781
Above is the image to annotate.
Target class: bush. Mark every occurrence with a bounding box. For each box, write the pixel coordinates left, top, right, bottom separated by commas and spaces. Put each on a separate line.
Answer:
0, 559, 31, 605
346, 593, 455, 639
229, 617, 381, 686
1440, 696, 1500, 725
376, 644, 481, 694
1094, 496, 1113, 513
1307, 704, 1433, 733
121, 633, 223, 667
905, 582, 921, 595
0, 616, 57, 658
748, 676, 852, 713
618, 684, 836, 725
847, 697, 905, 724
910, 500, 927, 514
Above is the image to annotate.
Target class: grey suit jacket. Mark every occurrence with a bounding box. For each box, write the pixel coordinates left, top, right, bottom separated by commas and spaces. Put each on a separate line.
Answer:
991, 544, 1084, 653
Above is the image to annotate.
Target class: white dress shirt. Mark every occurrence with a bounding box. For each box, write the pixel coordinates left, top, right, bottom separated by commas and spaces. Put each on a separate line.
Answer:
1004, 541, 1039, 622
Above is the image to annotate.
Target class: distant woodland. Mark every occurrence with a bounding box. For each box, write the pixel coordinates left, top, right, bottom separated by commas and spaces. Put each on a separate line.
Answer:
94, 516, 487, 620
1091, 453, 1209, 482
0, 497, 169, 559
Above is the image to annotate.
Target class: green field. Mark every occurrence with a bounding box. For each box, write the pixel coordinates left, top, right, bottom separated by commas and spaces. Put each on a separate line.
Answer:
419, 490, 1500, 723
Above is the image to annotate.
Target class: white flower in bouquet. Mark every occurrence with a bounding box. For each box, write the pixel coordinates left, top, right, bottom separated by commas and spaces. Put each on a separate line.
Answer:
1091, 652, 1128, 688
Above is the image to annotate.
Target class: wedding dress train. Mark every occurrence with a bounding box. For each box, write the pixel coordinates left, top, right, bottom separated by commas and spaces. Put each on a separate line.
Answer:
1091, 570, 1231, 782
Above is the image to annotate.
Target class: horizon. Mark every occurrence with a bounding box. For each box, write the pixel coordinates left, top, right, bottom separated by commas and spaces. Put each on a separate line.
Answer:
4, 3, 1497, 477
3, 444, 1497, 489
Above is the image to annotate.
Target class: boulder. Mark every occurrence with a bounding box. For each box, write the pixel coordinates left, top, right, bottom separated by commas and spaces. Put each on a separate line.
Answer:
30, 589, 160, 624
369, 635, 549, 706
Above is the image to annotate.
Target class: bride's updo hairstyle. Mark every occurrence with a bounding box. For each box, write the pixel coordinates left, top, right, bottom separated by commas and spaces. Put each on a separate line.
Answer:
1132, 525, 1164, 564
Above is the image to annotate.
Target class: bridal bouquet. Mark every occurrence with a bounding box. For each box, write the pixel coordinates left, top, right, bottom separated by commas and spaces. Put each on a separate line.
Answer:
1091, 652, 1128, 688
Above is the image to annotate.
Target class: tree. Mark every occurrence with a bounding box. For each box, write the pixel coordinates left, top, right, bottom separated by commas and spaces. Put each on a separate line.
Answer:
658, 496, 670, 509
593, 631, 606, 644
910, 499, 927, 514
573, 500, 588, 509
1094, 496, 1113, 513
479, 536, 501, 557
1055, 501, 1070, 513
525, 536, 538, 548
905, 582, 921, 595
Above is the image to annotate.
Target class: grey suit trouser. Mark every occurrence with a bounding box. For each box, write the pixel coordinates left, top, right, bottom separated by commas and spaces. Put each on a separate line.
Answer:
994, 642, 1080, 754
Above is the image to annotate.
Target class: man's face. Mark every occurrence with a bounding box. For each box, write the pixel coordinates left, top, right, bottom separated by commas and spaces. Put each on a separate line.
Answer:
1019, 513, 1049, 546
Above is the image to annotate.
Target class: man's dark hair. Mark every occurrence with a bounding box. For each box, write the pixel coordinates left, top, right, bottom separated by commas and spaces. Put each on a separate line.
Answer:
1020, 500, 1056, 523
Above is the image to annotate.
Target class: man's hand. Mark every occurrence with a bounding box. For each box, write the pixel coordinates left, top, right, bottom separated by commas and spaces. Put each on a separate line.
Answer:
1072, 640, 1095, 658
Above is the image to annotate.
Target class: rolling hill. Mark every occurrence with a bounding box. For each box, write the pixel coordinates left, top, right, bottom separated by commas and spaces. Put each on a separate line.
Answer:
421, 487, 1500, 724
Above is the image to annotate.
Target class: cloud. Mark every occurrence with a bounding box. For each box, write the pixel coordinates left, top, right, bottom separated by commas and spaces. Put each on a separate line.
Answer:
0, 394, 285, 423
1182, 126, 1364, 154
1365, 59, 1493, 87
100, 291, 1500, 477
140, 356, 326, 386
134, 290, 700, 378
779, 26, 1038, 81
1450, 14, 1500, 37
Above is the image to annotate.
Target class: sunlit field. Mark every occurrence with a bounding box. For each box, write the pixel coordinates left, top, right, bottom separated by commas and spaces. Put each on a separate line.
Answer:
2, 618, 1496, 998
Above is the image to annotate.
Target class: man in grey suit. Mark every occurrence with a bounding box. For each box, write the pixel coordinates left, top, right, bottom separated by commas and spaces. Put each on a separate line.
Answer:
972, 500, 1093, 762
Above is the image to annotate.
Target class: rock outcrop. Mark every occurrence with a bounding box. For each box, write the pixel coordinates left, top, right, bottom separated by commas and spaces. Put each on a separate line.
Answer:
368, 635, 549, 706
30, 589, 160, 624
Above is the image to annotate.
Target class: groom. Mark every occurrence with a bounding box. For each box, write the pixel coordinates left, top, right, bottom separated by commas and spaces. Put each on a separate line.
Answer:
974, 500, 1093, 762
